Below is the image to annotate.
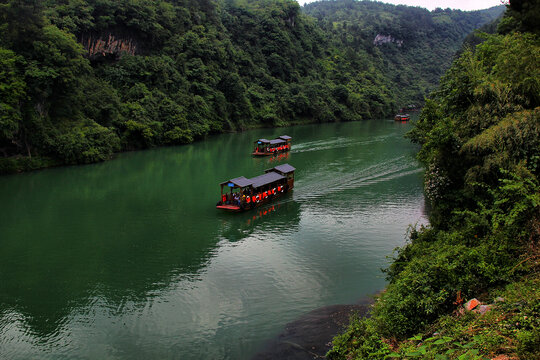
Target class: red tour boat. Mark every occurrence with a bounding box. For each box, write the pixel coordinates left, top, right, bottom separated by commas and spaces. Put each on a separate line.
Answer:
394, 114, 410, 121
252, 135, 291, 156
216, 164, 295, 212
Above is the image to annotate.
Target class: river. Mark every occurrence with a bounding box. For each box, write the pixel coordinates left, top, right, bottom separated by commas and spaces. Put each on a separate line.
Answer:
0, 119, 427, 359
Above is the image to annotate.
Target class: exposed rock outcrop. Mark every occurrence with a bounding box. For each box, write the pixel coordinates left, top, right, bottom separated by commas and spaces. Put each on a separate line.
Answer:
373, 34, 404, 47
79, 31, 141, 61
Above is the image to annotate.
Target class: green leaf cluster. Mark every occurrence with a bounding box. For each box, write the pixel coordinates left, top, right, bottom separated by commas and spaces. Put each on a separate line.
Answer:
0, 0, 499, 173
375, 29, 540, 339
328, 3, 539, 358
303, 0, 505, 108
326, 314, 392, 360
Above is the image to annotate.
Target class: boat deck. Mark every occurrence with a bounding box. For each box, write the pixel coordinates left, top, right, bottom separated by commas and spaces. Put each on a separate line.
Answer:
252, 151, 270, 156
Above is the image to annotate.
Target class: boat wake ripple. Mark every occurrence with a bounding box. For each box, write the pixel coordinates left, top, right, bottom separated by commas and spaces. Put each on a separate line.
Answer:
292, 156, 422, 202
291, 134, 393, 154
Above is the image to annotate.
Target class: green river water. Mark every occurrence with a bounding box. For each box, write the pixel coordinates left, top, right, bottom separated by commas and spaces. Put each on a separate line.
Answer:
0, 119, 427, 359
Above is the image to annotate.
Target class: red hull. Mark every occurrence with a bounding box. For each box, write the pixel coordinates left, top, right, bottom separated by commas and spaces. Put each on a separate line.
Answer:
251, 149, 290, 157
216, 204, 242, 212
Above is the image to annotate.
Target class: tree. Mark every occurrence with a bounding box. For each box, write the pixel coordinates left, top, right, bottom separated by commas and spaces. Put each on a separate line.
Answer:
0, 48, 26, 155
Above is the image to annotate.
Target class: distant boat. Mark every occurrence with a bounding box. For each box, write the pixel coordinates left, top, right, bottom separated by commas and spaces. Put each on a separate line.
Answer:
252, 135, 291, 156
216, 164, 295, 212
394, 114, 410, 121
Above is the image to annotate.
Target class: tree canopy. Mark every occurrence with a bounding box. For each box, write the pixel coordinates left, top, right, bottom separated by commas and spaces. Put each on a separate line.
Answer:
0, 0, 502, 173
328, 1, 539, 357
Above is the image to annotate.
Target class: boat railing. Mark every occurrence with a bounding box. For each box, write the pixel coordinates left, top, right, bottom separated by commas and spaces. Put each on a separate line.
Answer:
218, 183, 289, 207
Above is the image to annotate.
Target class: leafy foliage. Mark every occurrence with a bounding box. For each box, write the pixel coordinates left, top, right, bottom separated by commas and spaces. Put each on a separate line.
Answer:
303, 0, 504, 108
384, 276, 540, 360
407, 32, 539, 226
377, 30, 540, 340
0, 48, 25, 149
326, 314, 392, 360
0, 0, 500, 173
328, 2, 540, 358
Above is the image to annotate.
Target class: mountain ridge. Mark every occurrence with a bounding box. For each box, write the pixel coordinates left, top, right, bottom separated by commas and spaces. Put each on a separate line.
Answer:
0, 0, 504, 173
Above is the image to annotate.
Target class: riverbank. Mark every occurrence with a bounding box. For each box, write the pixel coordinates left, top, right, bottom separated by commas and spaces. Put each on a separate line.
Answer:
323, 15, 540, 359
252, 301, 373, 360
327, 273, 539, 359
0, 116, 352, 175
251, 268, 539, 360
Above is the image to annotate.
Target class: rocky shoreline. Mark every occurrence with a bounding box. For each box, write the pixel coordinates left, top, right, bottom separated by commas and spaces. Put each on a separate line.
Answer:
252, 298, 374, 359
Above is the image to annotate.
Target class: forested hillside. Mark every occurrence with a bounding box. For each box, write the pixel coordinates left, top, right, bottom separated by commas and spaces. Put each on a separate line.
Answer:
327, 0, 539, 358
0, 0, 501, 173
303, 0, 505, 107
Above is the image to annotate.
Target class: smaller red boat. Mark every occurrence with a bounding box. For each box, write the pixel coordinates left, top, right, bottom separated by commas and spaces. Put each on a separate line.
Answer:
216, 164, 295, 212
252, 135, 292, 156
394, 114, 410, 121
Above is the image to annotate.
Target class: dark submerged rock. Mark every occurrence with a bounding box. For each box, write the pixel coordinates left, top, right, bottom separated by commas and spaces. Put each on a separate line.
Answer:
251, 300, 373, 360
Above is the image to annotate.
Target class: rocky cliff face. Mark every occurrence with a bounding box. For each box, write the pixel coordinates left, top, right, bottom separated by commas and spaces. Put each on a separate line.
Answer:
79, 31, 141, 61
373, 34, 403, 47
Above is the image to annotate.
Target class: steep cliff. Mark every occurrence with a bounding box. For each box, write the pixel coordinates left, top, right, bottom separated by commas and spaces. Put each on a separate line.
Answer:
80, 31, 140, 60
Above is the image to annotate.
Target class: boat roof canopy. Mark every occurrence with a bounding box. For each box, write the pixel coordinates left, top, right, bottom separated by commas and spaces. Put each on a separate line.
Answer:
255, 135, 291, 144
220, 164, 295, 189
250, 171, 285, 188
270, 164, 295, 175
220, 176, 253, 188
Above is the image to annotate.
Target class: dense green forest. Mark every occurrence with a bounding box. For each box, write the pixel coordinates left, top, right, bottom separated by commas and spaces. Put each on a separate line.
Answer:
327, 0, 539, 358
0, 0, 501, 173
303, 0, 505, 109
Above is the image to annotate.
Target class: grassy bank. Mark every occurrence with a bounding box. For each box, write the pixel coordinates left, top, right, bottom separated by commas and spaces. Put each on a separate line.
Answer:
328, 274, 539, 359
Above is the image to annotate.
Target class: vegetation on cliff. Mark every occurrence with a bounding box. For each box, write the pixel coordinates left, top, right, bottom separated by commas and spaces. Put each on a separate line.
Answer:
303, 0, 504, 109
0, 0, 500, 173
328, 1, 539, 358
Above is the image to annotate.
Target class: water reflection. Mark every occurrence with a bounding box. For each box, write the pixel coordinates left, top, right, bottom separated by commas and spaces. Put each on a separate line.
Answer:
266, 152, 290, 164
0, 125, 302, 351
0, 119, 426, 359
217, 198, 301, 242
